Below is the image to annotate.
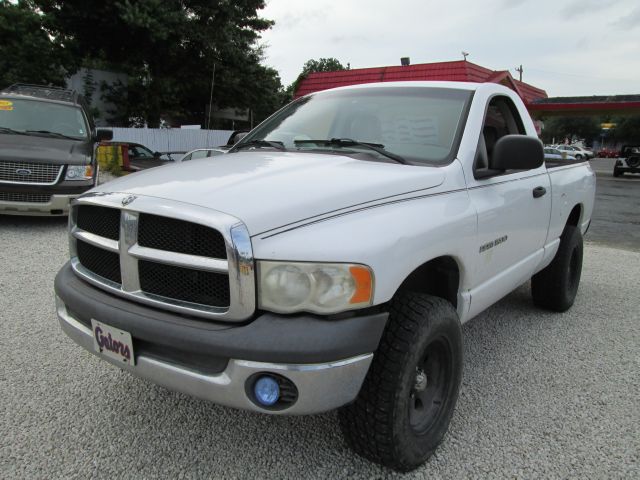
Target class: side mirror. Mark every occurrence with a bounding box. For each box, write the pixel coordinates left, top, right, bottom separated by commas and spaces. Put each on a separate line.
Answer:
153, 151, 161, 158
490, 135, 544, 171
95, 129, 113, 142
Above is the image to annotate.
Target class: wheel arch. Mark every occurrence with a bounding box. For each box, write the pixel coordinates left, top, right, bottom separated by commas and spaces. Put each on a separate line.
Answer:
394, 256, 461, 308
566, 203, 582, 228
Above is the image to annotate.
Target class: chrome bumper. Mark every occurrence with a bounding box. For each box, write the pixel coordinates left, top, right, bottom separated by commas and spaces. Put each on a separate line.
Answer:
0, 194, 76, 216
56, 297, 373, 415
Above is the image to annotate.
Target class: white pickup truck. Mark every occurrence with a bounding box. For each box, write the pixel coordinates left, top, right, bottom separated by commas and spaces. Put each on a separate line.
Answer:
55, 81, 596, 471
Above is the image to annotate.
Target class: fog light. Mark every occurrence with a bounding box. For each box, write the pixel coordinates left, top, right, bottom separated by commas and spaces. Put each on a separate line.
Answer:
254, 376, 280, 406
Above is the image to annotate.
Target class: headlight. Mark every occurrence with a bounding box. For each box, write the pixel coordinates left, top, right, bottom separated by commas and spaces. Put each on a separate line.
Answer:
65, 165, 93, 181
258, 261, 374, 314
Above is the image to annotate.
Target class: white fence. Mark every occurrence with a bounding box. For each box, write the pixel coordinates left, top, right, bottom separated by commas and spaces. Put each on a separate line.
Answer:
108, 128, 234, 153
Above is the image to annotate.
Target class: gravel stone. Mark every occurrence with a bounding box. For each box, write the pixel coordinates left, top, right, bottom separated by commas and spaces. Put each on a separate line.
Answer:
1, 216, 638, 479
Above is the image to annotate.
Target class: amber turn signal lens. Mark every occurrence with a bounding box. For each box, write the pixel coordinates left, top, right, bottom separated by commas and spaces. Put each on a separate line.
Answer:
349, 265, 373, 304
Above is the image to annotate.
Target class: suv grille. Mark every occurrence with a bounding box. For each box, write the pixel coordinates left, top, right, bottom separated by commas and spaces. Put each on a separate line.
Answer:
138, 214, 227, 258
76, 240, 121, 284
0, 161, 62, 184
139, 260, 230, 307
77, 205, 120, 240
0, 192, 52, 203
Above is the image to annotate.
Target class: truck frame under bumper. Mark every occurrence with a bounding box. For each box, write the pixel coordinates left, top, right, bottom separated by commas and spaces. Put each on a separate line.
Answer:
55, 263, 388, 414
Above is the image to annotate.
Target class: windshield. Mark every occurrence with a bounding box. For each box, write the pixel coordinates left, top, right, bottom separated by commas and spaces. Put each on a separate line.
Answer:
0, 98, 89, 139
240, 87, 472, 164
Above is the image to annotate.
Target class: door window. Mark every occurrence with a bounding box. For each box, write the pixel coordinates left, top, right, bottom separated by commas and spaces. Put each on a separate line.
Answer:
474, 96, 526, 175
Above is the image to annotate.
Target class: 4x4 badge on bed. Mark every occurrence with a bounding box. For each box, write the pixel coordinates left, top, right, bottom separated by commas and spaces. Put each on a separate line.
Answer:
121, 195, 136, 206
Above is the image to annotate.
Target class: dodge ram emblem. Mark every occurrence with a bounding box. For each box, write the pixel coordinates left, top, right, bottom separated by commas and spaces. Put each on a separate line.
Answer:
121, 195, 136, 206
15, 168, 32, 176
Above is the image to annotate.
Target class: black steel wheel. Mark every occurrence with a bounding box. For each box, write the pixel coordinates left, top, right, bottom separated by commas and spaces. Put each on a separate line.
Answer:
339, 292, 463, 472
408, 338, 453, 435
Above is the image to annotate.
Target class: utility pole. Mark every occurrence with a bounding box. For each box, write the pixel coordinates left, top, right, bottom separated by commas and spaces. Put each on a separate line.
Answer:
516, 64, 523, 82
206, 63, 216, 146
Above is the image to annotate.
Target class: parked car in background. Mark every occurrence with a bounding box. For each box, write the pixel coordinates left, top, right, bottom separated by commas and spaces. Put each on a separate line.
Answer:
597, 147, 618, 158
179, 147, 226, 162
614, 145, 640, 177
555, 145, 593, 160
99, 141, 182, 171
544, 147, 575, 162
0, 84, 112, 215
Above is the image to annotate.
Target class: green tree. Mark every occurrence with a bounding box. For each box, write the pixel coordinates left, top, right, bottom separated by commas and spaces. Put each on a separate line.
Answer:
0, 1, 70, 88
33, 0, 281, 127
541, 116, 601, 144
608, 116, 640, 143
286, 57, 347, 101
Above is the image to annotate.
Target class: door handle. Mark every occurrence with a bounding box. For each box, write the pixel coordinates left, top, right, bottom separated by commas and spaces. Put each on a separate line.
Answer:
533, 186, 547, 198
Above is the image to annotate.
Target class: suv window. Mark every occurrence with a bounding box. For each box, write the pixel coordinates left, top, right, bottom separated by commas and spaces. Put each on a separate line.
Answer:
474, 96, 526, 175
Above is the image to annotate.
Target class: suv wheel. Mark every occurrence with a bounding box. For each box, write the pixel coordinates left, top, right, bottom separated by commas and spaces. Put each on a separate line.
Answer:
338, 292, 463, 472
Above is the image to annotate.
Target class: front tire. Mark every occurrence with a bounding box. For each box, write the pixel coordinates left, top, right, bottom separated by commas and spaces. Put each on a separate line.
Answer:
531, 225, 583, 312
338, 293, 463, 472
613, 167, 622, 177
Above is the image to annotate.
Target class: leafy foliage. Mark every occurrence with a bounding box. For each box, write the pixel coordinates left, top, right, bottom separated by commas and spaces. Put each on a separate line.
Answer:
286, 57, 347, 101
540, 116, 601, 144
0, 1, 70, 88
29, 0, 283, 127
541, 115, 640, 145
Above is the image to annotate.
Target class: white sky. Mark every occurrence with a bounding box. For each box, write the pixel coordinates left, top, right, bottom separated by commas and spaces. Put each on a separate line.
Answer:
259, 0, 640, 97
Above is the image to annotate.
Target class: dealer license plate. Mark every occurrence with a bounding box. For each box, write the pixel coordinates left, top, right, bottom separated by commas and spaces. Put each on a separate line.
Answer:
91, 320, 135, 366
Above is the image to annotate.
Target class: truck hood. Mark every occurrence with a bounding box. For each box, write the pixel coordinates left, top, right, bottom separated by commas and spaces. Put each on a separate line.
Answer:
0, 133, 92, 165
94, 151, 445, 234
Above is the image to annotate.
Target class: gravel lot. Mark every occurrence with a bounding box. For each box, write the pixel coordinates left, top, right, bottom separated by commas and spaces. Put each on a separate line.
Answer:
1, 201, 639, 479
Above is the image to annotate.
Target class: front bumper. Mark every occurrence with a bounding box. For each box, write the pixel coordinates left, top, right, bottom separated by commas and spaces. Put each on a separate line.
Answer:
55, 263, 388, 414
0, 193, 77, 215
617, 166, 640, 173
0, 180, 94, 215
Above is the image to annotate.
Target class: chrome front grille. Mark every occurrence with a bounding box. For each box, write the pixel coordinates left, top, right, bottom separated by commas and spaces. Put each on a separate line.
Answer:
68, 194, 255, 322
0, 161, 62, 184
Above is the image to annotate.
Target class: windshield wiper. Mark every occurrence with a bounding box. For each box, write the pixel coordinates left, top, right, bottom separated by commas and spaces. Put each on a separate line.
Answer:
294, 138, 408, 164
26, 130, 78, 140
0, 126, 27, 135
234, 139, 285, 151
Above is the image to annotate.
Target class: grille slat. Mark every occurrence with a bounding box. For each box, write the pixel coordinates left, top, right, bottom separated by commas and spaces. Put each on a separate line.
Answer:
76, 240, 121, 284
0, 192, 52, 203
77, 205, 121, 240
0, 161, 61, 184
138, 214, 227, 259
139, 260, 230, 307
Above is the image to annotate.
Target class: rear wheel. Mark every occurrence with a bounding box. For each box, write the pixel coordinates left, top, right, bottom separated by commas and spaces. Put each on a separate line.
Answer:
338, 292, 463, 472
532, 225, 583, 312
613, 167, 622, 177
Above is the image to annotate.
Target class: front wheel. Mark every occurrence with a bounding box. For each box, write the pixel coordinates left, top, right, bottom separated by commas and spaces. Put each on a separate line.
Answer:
338, 293, 463, 472
613, 167, 622, 177
531, 225, 583, 312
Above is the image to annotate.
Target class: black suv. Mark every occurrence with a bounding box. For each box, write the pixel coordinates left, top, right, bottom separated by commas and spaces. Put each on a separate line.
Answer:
0, 84, 112, 215
614, 145, 640, 177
